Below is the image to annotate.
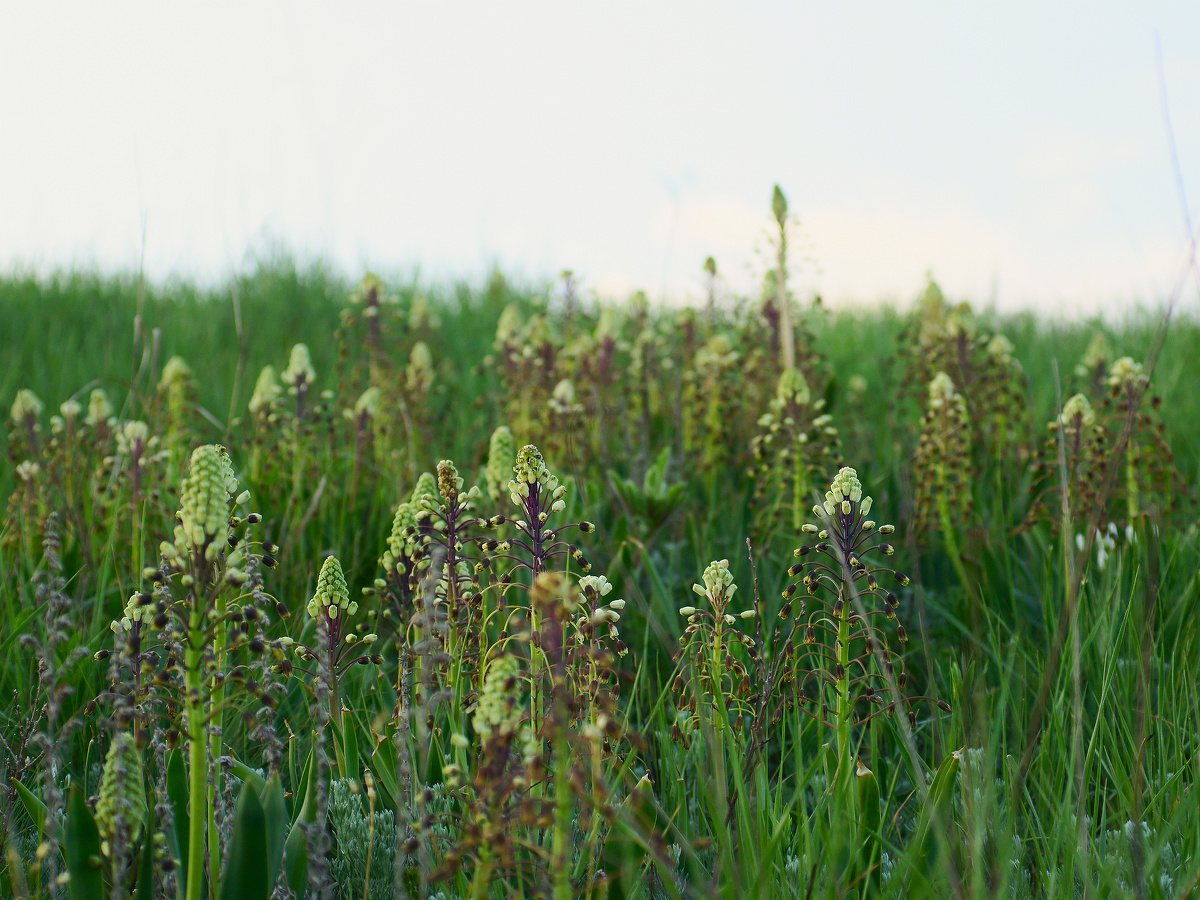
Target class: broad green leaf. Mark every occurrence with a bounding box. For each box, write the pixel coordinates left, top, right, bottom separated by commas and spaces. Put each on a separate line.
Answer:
13, 778, 47, 836
64, 784, 105, 900
260, 776, 288, 892
218, 781, 269, 900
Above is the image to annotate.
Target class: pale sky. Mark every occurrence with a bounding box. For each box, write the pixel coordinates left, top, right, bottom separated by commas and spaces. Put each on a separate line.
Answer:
1, 4, 1199, 315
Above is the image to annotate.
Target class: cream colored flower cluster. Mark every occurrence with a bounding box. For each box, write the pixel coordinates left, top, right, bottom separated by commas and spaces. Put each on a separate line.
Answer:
679, 559, 755, 625
1059, 393, 1096, 429
817, 466, 872, 519
161, 445, 247, 569
249, 365, 282, 415
509, 444, 567, 522
281, 343, 316, 389
10, 388, 43, 423
578, 574, 626, 643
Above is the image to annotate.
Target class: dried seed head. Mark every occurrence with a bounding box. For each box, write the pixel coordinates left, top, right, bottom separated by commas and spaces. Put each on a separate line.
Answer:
437, 460, 464, 505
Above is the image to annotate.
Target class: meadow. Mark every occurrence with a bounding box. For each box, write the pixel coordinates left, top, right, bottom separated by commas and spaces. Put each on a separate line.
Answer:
1, 234, 1198, 897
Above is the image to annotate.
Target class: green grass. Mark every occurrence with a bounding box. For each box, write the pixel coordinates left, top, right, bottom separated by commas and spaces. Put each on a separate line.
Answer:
1, 261, 1198, 899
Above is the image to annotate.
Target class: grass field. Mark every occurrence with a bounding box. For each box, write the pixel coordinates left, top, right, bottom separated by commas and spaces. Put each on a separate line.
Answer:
1, 258, 1198, 899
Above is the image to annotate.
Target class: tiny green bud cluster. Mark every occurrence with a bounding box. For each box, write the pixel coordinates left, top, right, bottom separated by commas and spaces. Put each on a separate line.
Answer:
473, 654, 524, 742
94, 732, 147, 858
248, 365, 281, 415
486, 426, 516, 506
308, 555, 357, 621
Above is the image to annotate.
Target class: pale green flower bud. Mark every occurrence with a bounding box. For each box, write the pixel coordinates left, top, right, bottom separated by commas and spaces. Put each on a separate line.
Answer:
514, 444, 548, 486
116, 420, 152, 457
10, 389, 43, 424
1075, 331, 1111, 376
1060, 393, 1095, 428
94, 733, 146, 857
309, 555, 349, 618
411, 471, 438, 504
406, 341, 434, 396
86, 389, 113, 426
175, 445, 238, 555
928, 372, 956, 404
349, 271, 388, 304
380, 499, 418, 571
775, 367, 810, 406
248, 365, 281, 415
697, 559, 736, 604
771, 184, 788, 225
122, 593, 155, 627
474, 654, 523, 741
1107, 356, 1143, 388
281, 343, 316, 388
486, 426, 516, 504
158, 356, 192, 393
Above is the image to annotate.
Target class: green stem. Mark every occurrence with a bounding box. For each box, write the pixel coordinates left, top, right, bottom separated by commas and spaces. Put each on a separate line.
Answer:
207, 595, 227, 897
936, 464, 977, 638
835, 588, 853, 794
469, 853, 496, 900
792, 452, 806, 534
1126, 440, 1139, 524
551, 726, 573, 900
185, 614, 209, 900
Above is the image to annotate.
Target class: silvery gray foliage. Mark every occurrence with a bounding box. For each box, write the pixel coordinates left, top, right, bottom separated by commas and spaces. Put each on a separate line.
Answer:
328, 779, 397, 900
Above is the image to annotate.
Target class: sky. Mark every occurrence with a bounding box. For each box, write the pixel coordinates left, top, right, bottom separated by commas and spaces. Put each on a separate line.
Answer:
1, 4, 1199, 316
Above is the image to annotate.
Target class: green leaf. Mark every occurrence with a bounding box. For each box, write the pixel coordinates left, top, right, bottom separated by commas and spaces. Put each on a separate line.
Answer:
260, 776, 288, 892
64, 784, 105, 900
857, 761, 882, 897
907, 750, 961, 890
225, 756, 267, 798
13, 778, 47, 836
132, 799, 157, 900
165, 749, 190, 891
284, 745, 318, 894
219, 781, 270, 900
343, 714, 360, 781
370, 726, 401, 813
